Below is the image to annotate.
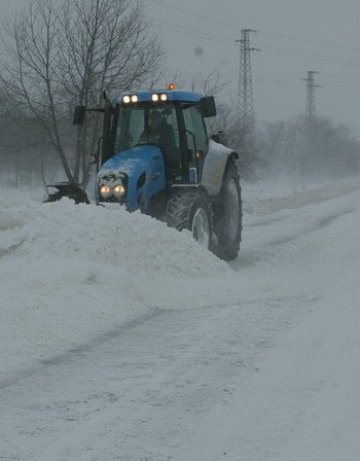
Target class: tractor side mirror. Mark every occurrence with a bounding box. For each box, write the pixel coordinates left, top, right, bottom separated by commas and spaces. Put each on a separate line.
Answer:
212, 131, 228, 146
89, 154, 98, 165
73, 105, 86, 125
200, 96, 217, 118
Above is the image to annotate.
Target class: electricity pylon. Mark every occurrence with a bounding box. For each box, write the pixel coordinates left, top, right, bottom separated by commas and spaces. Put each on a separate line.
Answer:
303, 71, 320, 121
236, 29, 259, 136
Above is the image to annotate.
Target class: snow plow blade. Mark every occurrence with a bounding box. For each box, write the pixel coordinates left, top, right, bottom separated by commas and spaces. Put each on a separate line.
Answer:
44, 182, 89, 204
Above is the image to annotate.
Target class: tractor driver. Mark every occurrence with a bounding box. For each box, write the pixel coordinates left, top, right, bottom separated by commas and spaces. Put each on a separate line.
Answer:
139, 109, 180, 177
141, 110, 175, 148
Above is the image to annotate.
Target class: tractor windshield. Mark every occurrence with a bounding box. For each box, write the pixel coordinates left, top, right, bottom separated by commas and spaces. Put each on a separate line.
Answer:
114, 104, 181, 178
114, 104, 180, 153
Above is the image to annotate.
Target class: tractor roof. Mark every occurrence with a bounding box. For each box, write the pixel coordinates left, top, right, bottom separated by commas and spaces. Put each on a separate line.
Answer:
114, 89, 204, 105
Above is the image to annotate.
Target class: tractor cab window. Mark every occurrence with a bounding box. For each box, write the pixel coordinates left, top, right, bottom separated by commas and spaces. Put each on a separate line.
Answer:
182, 104, 208, 181
115, 105, 180, 151
182, 105, 208, 154
114, 106, 144, 151
140, 107, 179, 148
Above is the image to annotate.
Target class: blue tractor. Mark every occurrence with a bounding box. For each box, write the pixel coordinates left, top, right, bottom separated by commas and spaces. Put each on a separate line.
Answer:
72, 85, 242, 260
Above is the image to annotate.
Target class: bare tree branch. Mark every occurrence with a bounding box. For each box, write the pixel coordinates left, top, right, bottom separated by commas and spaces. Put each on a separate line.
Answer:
1, 0, 163, 185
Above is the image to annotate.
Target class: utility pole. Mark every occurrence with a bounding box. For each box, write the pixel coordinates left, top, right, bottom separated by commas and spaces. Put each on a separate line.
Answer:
303, 71, 320, 121
236, 29, 259, 136
302, 71, 320, 182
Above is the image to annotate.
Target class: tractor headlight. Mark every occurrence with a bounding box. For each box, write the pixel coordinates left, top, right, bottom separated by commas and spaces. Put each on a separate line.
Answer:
123, 94, 139, 104
113, 183, 126, 200
99, 184, 111, 199
151, 93, 168, 102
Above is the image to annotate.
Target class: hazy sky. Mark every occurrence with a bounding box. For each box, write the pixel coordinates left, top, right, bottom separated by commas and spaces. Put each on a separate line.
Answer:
148, 0, 360, 135
2, 0, 360, 135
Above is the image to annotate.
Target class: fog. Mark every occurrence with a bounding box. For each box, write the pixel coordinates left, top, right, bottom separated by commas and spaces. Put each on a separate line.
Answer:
1, 0, 360, 189
146, 0, 360, 136
2, 0, 360, 132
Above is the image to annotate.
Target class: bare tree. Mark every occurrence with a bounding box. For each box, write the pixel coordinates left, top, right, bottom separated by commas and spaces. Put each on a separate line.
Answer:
1, 0, 163, 185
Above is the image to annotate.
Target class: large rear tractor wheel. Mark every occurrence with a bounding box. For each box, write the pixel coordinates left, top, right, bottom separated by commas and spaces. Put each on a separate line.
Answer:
166, 189, 213, 250
211, 159, 242, 260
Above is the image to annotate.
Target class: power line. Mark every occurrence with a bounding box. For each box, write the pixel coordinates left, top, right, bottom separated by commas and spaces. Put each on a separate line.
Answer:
147, 0, 240, 31
260, 31, 360, 54
147, 0, 360, 55
149, 16, 360, 70
150, 18, 236, 45
259, 44, 360, 68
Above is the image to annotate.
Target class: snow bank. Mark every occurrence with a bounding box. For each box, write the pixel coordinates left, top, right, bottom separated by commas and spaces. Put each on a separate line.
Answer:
2, 176, 359, 386
0, 190, 235, 375
0, 191, 229, 279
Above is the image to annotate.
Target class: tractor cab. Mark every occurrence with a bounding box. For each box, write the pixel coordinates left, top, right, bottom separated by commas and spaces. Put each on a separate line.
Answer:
103, 86, 217, 185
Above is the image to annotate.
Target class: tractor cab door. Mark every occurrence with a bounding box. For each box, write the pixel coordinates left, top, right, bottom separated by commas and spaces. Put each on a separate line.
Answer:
181, 104, 209, 183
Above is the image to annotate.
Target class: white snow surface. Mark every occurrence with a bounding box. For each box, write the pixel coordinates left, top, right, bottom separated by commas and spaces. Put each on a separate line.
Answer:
1, 176, 360, 460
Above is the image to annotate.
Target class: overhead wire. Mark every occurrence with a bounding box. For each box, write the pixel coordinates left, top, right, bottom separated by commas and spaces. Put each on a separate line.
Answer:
147, 0, 360, 56
259, 45, 360, 69
147, 0, 240, 31
149, 15, 360, 70
150, 18, 236, 45
147, 0, 360, 133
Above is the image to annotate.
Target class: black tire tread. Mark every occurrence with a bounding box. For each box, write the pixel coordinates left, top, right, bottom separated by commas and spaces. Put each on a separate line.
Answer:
211, 159, 242, 260
165, 188, 213, 248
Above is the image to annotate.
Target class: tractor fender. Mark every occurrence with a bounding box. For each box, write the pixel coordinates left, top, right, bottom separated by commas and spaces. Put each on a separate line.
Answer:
201, 139, 238, 197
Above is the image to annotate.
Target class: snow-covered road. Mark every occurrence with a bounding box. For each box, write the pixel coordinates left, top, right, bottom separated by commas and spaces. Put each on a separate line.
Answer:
1, 177, 360, 460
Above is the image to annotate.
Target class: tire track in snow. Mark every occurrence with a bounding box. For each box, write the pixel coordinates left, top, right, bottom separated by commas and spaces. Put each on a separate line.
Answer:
0, 307, 164, 391
269, 207, 355, 247
235, 203, 356, 270
0, 296, 307, 461
0, 208, 29, 259
0, 238, 26, 259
